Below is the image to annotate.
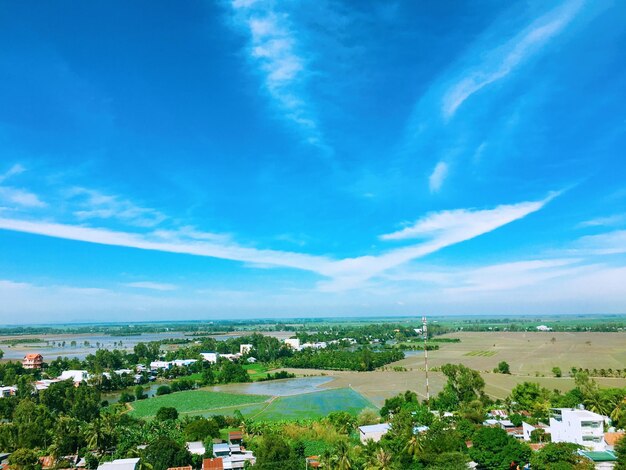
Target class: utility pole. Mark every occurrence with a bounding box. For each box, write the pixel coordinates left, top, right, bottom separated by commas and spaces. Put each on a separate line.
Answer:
422, 315, 429, 407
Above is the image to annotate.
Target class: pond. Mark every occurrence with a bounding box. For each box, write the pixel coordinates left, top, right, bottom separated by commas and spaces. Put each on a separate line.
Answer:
0, 332, 243, 360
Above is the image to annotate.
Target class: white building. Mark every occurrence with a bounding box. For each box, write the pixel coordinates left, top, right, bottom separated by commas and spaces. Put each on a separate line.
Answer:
212, 443, 255, 469
35, 379, 61, 391
187, 441, 206, 455
200, 352, 219, 364
171, 359, 197, 367
0, 386, 17, 397
549, 408, 607, 451
150, 361, 171, 370
358, 423, 391, 444
536, 325, 552, 332
97, 458, 140, 470
59, 370, 90, 384
240, 344, 253, 355
284, 338, 300, 350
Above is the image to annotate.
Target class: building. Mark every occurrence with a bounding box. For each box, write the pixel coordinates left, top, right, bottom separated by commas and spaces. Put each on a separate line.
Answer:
211, 442, 255, 469
239, 344, 253, 355
549, 408, 607, 451
59, 370, 90, 385
200, 352, 219, 364
579, 450, 618, 469
284, 338, 300, 350
171, 359, 197, 368
186, 441, 206, 455
536, 325, 552, 332
97, 458, 140, 470
150, 361, 172, 370
202, 458, 223, 470
358, 423, 391, 444
0, 386, 17, 398
35, 379, 61, 391
22, 353, 43, 369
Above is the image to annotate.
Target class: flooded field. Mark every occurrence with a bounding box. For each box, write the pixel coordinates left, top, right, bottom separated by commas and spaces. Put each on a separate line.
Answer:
208, 376, 334, 396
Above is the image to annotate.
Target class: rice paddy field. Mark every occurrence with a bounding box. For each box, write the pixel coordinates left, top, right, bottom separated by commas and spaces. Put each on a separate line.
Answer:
283, 331, 626, 406
128, 387, 375, 421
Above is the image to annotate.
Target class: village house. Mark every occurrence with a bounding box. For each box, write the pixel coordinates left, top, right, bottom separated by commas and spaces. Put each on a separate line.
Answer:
283, 338, 300, 350
549, 408, 608, 451
358, 423, 391, 444
59, 370, 90, 385
200, 352, 219, 364
239, 344, 253, 355
22, 353, 43, 369
0, 386, 17, 398
97, 458, 140, 470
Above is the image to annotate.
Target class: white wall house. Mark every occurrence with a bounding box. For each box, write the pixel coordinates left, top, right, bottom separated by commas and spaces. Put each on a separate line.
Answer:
149, 361, 171, 370
240, 344, 253, 355
358, 423, 391, 444
284, 338, 300, 350
200, 352, 219, 363
59, 370, 90, 384
171, 359, 197, 367
536, 325, 552, 331
549, 408, 607, 451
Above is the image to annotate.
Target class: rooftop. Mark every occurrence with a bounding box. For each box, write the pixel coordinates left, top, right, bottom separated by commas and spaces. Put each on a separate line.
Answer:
358, 423, 391, 434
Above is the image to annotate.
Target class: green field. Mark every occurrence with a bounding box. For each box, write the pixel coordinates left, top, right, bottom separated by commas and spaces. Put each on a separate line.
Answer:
464, 350, 497, 357
249, 388, 375, 421
128, 387, 375, 421
129, 390, 270, 418
243, 363, 271, 380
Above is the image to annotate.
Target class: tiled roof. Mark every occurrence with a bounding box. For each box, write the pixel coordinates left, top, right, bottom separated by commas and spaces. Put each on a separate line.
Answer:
202, 458, 223, 470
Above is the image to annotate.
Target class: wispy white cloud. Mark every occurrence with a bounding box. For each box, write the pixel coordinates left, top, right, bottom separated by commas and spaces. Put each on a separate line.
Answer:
0, 164, 26, 183
230, 1, 324, 147
0, 192, 558, 291
578, 214, 626, 228
570, 230, 626, 255
0, 187, 47, 208
428, 161, 449, 193
67, 187, 166, 227
381, 192, 558, 241
125, 281, 177, 291
442, 0, 584, 119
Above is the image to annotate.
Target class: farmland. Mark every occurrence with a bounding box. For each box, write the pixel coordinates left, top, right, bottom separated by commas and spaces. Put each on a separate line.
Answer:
128, 390, 270, 418
280, 331, 626, 406
128, 386, 375, 420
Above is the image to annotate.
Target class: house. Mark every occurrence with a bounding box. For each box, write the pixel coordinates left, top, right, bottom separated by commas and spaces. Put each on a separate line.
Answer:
228, 431, 243, 445
59, 370, 90, 385
305, 456, 320, 468
0, 386, 17, 398
239, 344, 253, 355
579, 450, 618, 469
358, 423, 391, 444
284, 338, 300, 350
35, 379, 61, 391
536, 325, 552, 332
168, 467, 192, 470
97, 458, 140, 470
211, 443, 255, 469
23, 353, 44, 369
220, 354, 240, 361
171, 359, 197, 368
550, 408, 608, 451
186, 441, 206, 455
202, 458, 224, 470
150, 361, 172, 370
488, 409, 508, 419
200, 352, 219, 364
246, 357, 257, 363
522, 421, 550, 441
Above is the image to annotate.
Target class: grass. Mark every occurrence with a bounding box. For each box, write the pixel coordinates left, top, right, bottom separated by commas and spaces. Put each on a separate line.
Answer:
128, 390, 270, 418
243, 363, 272, 381
250, 388, 375, 421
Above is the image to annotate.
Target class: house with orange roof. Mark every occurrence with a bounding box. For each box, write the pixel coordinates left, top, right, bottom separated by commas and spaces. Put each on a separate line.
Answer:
22, 353, 43, 369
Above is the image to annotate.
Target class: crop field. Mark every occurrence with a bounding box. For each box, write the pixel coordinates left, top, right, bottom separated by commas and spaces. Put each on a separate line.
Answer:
464, 350, 497, 357
128, 390, 270, 418
249, 388, 375, 421
283, 331, 626, 406
128, 386, 375, 421
243, 363, 271, 380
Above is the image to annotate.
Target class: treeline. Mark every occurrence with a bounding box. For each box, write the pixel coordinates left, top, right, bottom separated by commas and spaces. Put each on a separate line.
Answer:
282, 348, 404, 371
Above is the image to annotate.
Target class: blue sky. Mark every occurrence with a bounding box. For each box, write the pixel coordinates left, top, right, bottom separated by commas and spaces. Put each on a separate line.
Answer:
1, 0, 625, 323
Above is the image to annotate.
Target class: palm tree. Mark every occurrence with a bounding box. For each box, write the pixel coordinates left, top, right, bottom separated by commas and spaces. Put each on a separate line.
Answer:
333, 441, 352, 470
365, 448, 393, 470
404, 434, 423, 458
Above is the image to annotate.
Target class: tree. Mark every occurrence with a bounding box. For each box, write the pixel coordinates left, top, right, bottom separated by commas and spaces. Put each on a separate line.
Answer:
530, 442, 593, 469
365, 448, 393, 470
155, 407, 178, 421
552, 367, 562, 378
254, 434, 294, 468
496, 362, 511, 374
510, 382, 551, 416
616, 435, 626, 470
183, 418, 219, 441
469, 427, 531, 469
142, 437, 192, 470
434, 364, 487, 410
156, 385, 171, 396
8, 448, 40, 470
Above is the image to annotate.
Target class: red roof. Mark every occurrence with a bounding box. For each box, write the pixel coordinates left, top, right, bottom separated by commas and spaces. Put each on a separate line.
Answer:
167, 467, 192, 470
24, 354, 43, 360
202, 458, 223, 470
228, 431, 243, 440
